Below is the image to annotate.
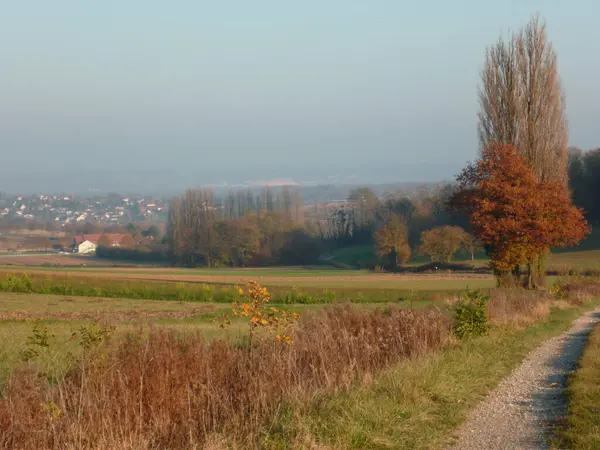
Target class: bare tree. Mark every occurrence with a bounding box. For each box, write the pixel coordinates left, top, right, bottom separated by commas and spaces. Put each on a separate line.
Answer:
478, 14, 568, 183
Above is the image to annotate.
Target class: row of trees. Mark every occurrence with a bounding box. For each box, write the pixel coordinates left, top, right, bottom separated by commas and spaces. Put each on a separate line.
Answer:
568, 147, 600, 225
371, 217, 480, 270
166, 188, 318, 267
313, 184, 460, 250
162, 181, 476, 269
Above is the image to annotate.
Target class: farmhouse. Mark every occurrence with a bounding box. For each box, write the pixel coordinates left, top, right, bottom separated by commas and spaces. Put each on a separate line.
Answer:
72, 234, 127, 254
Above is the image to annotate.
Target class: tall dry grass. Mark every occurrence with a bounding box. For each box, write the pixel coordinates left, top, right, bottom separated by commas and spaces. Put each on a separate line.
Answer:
487, 290, 552, 326
0, 305, 451, 449
559, 279, 600, 304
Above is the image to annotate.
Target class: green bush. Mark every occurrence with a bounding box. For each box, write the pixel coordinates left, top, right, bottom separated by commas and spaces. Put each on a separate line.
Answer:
453, 289, 489, 339
0, 273, 34, 293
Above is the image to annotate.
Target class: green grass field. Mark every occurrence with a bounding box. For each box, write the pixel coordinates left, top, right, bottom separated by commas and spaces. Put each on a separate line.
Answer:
557, 323, 600, 449
548, 250, 600, 271
0, 265, 497, 293
0, 265, 371, 277
324, 244, 600, 272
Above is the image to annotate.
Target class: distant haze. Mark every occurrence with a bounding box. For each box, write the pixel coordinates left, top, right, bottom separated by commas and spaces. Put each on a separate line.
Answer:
1, 1, 599, 194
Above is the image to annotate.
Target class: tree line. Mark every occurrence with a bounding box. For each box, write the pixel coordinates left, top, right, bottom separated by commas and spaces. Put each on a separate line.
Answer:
161, 180, 482, 270
166, 187, 320, 267
568, 147, 600, 225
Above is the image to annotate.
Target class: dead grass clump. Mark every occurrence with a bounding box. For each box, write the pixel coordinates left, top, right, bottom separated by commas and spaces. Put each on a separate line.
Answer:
487, 290, 552, 326
560, 281, 600, 304
0, 305, 451, 449
551, 299, 574, 310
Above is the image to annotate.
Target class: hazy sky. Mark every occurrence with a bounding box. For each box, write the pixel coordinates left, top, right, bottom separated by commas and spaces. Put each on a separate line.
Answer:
1, 1, 599, 191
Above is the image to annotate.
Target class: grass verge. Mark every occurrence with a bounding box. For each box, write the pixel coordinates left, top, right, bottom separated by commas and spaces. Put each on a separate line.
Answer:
556, 323, 600, 449
264, 300, 600, 449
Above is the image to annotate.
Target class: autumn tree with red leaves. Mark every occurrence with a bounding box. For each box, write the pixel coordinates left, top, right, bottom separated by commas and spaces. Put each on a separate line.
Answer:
451, 143, 589, 288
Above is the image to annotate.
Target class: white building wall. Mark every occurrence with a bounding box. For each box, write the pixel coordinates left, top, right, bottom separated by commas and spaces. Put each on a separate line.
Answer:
77, 240, 97, 254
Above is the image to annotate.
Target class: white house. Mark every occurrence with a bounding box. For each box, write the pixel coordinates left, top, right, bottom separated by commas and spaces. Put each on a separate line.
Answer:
72, 234, 127, 254
76, 240, 97, 254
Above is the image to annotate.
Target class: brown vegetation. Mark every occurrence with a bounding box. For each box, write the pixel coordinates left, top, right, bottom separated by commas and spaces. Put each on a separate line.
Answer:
452, 143, 588, 288
486, 291, 552, 327
0, 305, 451, 449
558, 279, 600, 304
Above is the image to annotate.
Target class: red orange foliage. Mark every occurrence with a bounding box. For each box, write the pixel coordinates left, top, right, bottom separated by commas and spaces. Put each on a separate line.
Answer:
453, 143, 589, 286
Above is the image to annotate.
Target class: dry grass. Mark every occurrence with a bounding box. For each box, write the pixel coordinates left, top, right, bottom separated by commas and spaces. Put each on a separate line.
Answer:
0, 305, 451, 449
560, 280, 600, 304
487, 290, 553, 327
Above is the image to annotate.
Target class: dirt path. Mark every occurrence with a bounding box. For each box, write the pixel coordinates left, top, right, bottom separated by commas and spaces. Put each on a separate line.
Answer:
448, 307, 600, 450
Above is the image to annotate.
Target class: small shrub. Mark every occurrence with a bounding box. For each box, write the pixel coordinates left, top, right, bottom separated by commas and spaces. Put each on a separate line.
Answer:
20, 322, 53, 362
74, 322, 116, 352
549, 281, 565, 298
1, 274, 33, 293
453, 289, 489, 339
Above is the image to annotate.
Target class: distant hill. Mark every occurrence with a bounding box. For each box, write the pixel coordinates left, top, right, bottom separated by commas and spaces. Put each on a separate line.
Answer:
2, 168, 442, 199
1, 163, 454, 196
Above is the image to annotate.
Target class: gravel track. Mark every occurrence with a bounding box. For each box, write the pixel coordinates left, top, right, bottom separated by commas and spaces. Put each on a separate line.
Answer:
448, 307, 600, 450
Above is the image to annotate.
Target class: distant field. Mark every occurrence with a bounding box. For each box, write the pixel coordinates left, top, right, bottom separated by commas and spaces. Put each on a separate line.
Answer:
0, 265, 496, 290
0, 292, 221, 320
548, 250, 600, 271
0, 248, 594, 292
325, 244, 600, 271
0, 253, 140, 267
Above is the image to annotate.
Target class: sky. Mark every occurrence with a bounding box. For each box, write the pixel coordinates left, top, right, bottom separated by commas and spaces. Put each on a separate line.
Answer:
1, 1, 599, 193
